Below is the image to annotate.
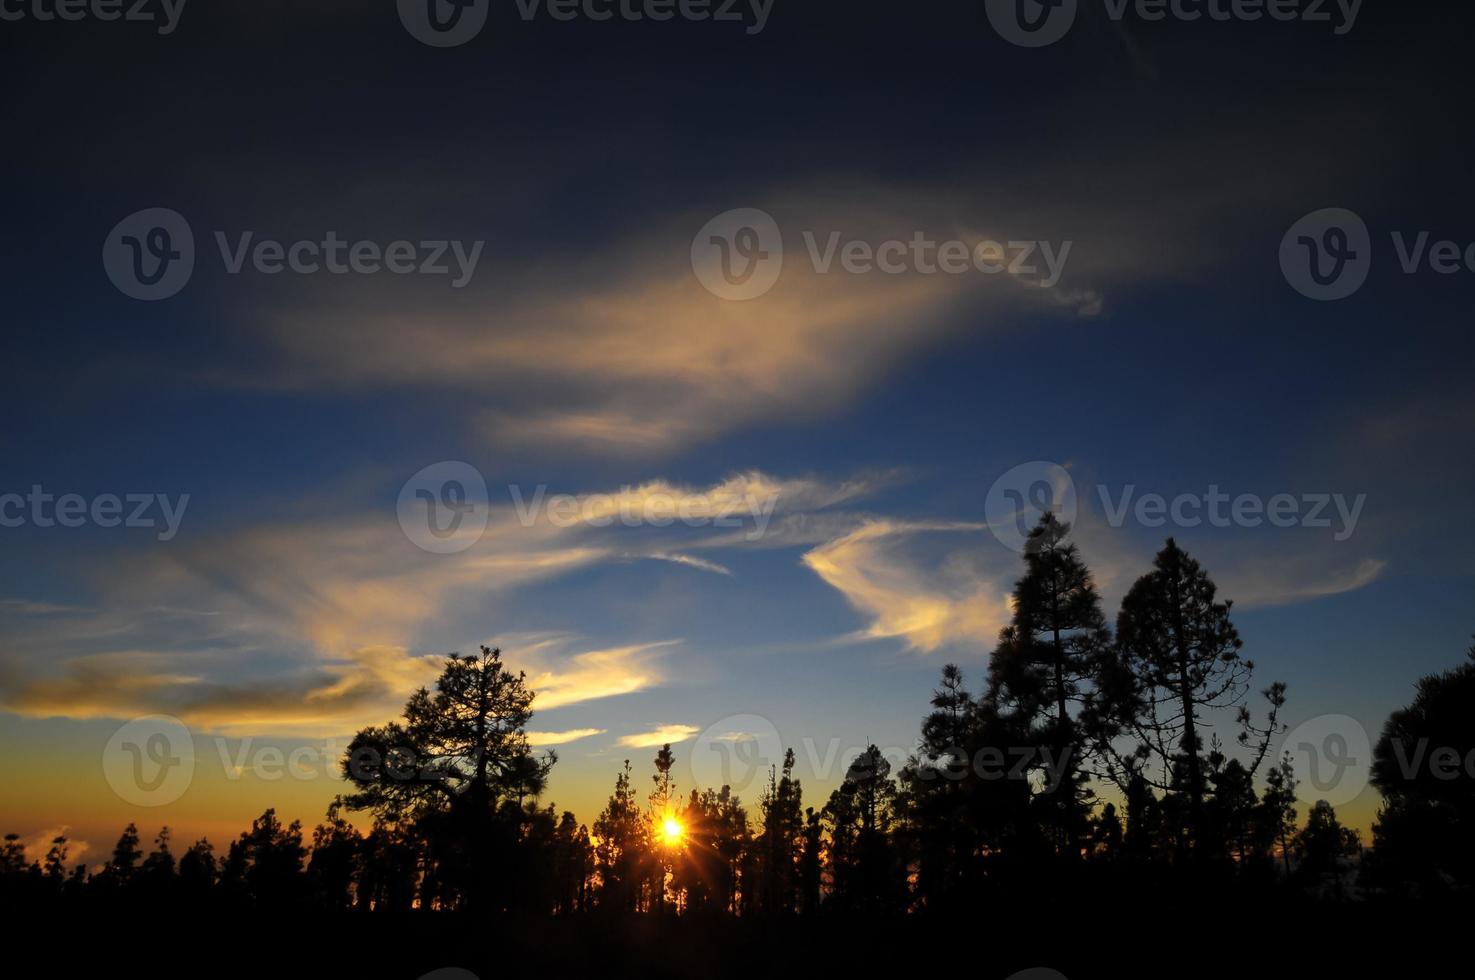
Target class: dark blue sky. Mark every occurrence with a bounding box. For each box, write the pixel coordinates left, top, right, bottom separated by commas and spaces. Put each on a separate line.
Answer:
2, 0, 1472, 847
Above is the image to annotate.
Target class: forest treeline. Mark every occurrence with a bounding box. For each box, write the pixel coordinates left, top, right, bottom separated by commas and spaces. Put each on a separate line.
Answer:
4, 517, 1473, 916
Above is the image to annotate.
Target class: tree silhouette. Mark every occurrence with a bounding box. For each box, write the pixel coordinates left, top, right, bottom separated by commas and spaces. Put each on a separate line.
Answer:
754, 748, 804, 914
1367, 639, 1475, 891
684, 784, 748, 915
1297, 800, 1358, 881
41, 836, 68, 896
16, 624, 1475, 931
825, 745, 901, 912
93, 822, 143, 893
229, 809, 305, 907
593, 760, 649, 912
340, 646, 553, 822
177, 838, 217, 897
1257, 752, 1298, 876
1, 835, 25, 878
1105, 539, 1285, 859
307, 805, 361, 910
339, 645, 555, 910
988, 514, 1113, 859
649, 743, 677, 911
1089, 802, 1123, 860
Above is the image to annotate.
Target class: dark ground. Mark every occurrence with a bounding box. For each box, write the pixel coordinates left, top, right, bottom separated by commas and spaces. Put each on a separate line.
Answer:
19, 897, 1466, 980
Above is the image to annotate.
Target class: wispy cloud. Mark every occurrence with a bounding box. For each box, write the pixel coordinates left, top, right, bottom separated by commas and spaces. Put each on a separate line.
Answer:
518, 640, 678, 712
526, 728, 607, 747
0, 599, 85, 617
618, 724, 700, 748
633, 553, 734, 576
0, 639, 672, 740
1216, 557, 1389, 609
802, 520, 1012, 653
19, 826, 88, 869
0, 469, 880, 736
251, 184, 1123, 456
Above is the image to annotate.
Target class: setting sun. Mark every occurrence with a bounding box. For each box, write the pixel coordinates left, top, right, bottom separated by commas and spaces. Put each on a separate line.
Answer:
661, 816, 684, 844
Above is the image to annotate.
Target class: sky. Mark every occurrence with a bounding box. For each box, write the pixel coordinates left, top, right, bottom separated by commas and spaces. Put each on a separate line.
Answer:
2, 0, 1474, 866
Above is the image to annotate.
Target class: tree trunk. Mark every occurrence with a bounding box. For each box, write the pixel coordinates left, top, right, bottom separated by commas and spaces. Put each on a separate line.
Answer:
1050, 568, 1080, 862
1169, 571, 1206, 857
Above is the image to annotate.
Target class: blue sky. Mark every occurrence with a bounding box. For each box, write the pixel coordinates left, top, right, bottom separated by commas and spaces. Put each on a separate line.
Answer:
2, 1, 1473, 861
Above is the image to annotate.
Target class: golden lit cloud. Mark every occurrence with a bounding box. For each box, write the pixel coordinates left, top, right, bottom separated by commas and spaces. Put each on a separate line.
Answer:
258, 188, 1117, 456
0, 639, 669, 740
520, 641, 677, 711
526, 728, 607, 747
802, 520, 1013, 653
618, 724, 700, 749
0, 469, 880, 737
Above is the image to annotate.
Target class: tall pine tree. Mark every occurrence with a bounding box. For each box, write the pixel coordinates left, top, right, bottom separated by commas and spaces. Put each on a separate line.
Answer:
988, 513, 1112, 859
